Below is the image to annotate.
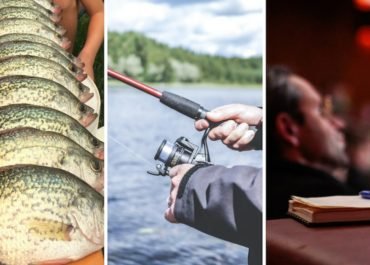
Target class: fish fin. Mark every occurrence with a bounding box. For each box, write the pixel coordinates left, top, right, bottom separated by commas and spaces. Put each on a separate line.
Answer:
34, 258, 73, 265
27, 218, 73, 241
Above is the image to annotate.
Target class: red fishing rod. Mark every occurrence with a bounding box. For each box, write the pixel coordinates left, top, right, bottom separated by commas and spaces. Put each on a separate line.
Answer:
108, 68, 207, 120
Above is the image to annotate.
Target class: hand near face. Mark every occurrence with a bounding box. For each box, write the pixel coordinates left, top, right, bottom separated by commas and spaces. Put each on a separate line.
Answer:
195, 104, 262, 151
164, 164, 195, 223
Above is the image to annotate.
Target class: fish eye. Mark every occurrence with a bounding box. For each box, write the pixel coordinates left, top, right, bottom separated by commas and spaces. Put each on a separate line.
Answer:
91, 137, 100, 147
90, 160, 102, 172
79, 104, 86, 113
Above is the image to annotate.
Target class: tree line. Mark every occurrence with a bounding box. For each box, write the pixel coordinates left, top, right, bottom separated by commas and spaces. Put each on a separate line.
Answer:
108, 31, 262, 84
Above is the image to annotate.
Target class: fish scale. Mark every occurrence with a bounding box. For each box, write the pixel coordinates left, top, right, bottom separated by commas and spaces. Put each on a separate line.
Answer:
0, 33, 81, 65
0, 33, 72, 54
0, 56, 88, 97
31, 0, 57, 11
0, 41, 82, 74
0, 165, 104, 265
0, 104, 104, 159
0, 19, 63, 45
0, 7, 64, 35
0, 76, 95, 122
0, 0, 56, 17
0, 1, 105, 262
0, 128, 104, 192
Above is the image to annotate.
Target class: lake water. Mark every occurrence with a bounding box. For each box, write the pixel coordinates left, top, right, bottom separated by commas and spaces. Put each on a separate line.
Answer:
108, 85, 262, 265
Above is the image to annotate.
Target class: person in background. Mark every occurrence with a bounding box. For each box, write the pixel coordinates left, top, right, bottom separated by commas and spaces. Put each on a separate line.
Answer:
164, 104, 263, 265
266, 66, 356, 220
54, 0, 104, 81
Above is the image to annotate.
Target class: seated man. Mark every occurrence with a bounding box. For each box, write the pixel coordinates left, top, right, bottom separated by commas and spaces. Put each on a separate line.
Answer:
266, 66, 356, 220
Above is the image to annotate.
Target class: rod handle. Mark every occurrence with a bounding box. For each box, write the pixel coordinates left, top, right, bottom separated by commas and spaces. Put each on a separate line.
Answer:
160, 91, 207, 120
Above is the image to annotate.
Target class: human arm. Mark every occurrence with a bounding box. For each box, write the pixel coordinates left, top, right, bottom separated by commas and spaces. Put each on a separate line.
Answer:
195, 104, 263, 150
165, 164, 262, 265
79, 0, 104, 81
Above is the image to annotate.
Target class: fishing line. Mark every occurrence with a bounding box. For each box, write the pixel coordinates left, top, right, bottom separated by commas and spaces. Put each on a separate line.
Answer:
109, 134, 153, 167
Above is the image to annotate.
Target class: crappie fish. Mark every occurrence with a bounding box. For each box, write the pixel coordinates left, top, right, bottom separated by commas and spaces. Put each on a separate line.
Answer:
33, 0, 61, 12
0, 0, 61, 17
0, 19, 65, 46
0, 7, 62, 34
0, 76, 95, 123
0, 41, 83, 74
0, 165, 104, 265
0, 104, 104, 159
0, 128, 104, 191
0, 56, 87, 97
0, 7, 64, 35
0, 33, 77, 61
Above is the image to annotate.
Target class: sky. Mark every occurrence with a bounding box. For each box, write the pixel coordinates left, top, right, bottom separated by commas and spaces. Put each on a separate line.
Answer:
107, 0, 263, 58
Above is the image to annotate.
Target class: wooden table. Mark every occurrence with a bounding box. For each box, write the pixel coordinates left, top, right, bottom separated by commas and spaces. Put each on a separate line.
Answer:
68, 250, 104, 265
267, 219, 370, 265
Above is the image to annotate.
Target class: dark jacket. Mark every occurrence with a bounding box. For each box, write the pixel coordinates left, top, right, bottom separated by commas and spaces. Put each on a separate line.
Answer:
267, 160, 356, 220
347, 167, 370, 192
174, 164, 262, 265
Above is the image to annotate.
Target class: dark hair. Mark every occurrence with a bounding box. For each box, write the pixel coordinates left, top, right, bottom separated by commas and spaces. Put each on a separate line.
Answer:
267, 66, 304, 157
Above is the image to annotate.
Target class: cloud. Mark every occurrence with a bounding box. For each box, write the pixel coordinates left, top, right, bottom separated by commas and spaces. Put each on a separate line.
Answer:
108, 0, 263, 58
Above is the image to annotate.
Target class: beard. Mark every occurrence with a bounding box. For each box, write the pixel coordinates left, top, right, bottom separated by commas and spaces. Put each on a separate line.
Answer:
301, 138, 349, 171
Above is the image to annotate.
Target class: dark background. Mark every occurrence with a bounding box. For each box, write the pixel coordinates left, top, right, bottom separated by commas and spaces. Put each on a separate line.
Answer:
267, 0, 370, 118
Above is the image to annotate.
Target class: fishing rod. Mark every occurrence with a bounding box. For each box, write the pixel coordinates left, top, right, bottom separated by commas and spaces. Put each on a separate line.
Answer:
108, 68, 213, 176
109, 69, 261, 176
108, 68, 208, 120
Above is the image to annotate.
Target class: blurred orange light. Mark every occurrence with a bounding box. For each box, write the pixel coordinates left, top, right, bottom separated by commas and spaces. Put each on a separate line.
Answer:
354, 0, 370, 11
356, 26, 370, 50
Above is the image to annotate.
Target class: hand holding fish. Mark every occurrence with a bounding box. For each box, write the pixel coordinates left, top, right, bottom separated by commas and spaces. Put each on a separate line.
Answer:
79, 51, 95, 81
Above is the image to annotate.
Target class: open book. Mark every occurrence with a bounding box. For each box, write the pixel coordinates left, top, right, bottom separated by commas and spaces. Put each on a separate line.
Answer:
288, 195, 370, 224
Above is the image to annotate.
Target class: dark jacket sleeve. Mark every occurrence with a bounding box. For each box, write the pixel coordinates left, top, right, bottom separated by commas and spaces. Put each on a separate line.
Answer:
174, 165, 262, 265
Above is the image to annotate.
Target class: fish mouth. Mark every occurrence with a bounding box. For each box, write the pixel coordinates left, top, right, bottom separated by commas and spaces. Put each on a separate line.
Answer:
94, 147, 104, 160
61, 37, 71, 50
81, 112, 98, 127
79, 91, 94, 103
96, 167, 105, 192
72, 57, 85, 68
56, 26, 66, 36
76, 72, 88, 82
51, 13, 61, 23
53, 5, 63, 15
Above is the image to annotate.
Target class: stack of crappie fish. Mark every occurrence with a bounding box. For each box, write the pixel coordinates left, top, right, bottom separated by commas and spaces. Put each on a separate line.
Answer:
0, 0, 104, 264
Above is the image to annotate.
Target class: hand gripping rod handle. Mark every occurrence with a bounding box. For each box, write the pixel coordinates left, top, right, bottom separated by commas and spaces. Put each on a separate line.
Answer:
108, 69, 207, 120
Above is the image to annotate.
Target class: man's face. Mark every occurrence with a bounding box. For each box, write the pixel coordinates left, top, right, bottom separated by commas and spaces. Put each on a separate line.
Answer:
289, 75, 349, 167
